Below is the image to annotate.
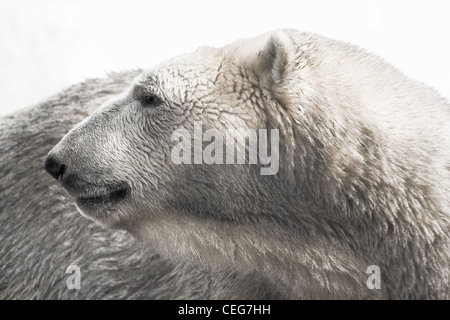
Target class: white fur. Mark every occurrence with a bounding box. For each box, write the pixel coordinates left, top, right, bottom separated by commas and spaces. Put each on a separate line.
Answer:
47, 29, 450, 299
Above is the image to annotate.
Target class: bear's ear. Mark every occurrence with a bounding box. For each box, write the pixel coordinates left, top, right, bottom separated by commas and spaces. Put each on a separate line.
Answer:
255, 32, 295, 89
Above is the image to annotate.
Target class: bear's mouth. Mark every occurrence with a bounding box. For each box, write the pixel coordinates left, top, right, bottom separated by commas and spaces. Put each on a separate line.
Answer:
75, 187, 128, 210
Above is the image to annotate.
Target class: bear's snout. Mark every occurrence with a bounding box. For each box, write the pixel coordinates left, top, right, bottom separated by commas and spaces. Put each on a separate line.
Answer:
44, 146, 129, 221
44, 154, 66, 181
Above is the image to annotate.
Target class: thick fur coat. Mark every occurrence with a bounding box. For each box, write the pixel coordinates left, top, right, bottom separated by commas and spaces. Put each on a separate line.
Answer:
4, 29, 450, 299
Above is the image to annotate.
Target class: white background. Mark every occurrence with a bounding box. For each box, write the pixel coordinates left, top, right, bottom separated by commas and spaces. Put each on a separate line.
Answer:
0, 0, 449, 117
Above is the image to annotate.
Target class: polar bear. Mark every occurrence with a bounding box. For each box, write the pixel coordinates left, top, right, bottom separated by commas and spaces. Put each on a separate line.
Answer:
0, 71, 285, 299
45, 29, 450, 299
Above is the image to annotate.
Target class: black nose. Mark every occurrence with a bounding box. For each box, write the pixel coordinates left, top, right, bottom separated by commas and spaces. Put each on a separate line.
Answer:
44, 155, 66, 180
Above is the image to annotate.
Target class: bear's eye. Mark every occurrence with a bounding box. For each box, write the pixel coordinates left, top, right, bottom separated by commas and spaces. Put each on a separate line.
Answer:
142, 94, 161, 107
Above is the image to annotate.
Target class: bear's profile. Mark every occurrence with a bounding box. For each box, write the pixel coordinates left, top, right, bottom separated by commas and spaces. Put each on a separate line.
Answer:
0, 71, 284, 299
45, 29, 449, 299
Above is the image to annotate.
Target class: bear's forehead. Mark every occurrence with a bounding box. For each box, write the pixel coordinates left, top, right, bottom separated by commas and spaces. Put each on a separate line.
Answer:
135, 67, 213, 91
131, 61, 227, 102
137, 64, 215, 85
134, 47, 226, 87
